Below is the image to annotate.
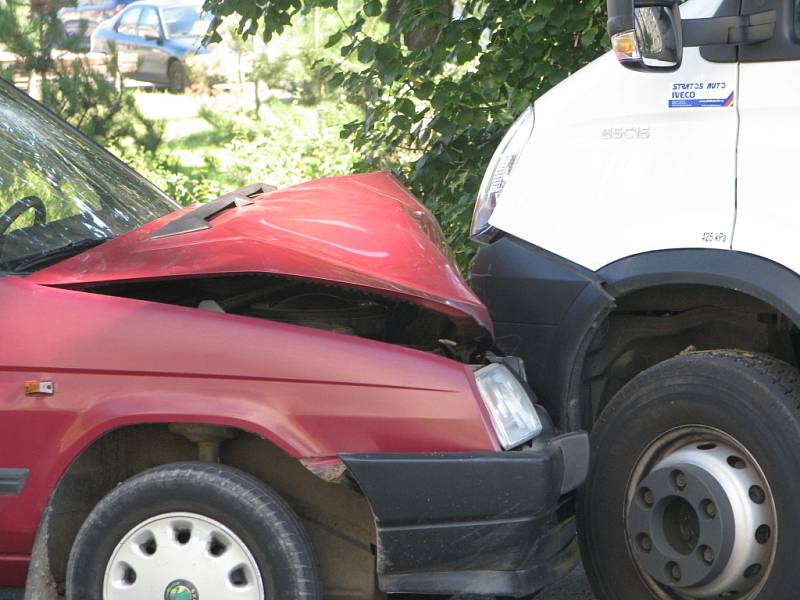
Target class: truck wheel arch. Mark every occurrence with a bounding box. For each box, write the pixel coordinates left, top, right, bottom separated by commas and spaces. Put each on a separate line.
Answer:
472, 239, 800, 429
533, 248, 800, 431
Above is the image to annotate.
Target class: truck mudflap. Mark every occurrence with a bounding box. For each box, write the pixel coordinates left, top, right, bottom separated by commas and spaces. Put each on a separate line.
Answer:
341, 431, 589, 597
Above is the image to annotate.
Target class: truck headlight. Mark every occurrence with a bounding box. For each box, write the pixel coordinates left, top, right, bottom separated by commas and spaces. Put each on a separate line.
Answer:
470, 106, 535, 244
475, 363, 542, 449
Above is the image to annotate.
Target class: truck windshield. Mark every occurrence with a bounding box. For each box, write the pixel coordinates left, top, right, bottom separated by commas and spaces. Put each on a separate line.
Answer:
0, 79, 178, 273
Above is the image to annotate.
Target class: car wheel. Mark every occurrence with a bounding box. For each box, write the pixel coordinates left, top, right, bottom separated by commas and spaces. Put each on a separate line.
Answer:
578, 351, 800, 600
66, 462, 322, 600
167, 61, 187, 94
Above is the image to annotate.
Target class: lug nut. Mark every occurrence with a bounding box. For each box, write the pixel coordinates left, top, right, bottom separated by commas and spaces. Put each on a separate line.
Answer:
702, 546, 715, 565
642, 488, 654, 507
704, 500, 717, 518
669, 562, 682, 582
674, 471, 687, 490
640, 534, 653, 552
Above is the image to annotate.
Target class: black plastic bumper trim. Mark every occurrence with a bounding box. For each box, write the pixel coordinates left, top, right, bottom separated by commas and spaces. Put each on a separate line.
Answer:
552, 431, 590, 495
341, 432, 589, 596
380, 518, 580, 596
0, 468, 29, 495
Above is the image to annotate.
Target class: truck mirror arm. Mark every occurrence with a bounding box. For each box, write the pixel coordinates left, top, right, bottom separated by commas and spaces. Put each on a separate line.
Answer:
607, 0, 636, 35
681, 10, 776, 47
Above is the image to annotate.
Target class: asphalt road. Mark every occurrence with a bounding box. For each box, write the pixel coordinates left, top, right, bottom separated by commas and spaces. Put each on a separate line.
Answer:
0, 568, 595, 600
538, 566, 595, 599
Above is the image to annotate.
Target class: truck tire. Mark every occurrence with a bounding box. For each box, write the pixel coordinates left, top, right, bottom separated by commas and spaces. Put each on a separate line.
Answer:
578, 351, 800, 600
66, 462, 322, 600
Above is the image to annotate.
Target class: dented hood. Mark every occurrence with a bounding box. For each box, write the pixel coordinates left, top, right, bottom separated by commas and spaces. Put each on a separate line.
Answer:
29, 172, 492, 338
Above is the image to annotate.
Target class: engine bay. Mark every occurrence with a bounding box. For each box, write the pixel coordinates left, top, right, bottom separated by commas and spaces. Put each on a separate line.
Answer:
84, 274, 481, 359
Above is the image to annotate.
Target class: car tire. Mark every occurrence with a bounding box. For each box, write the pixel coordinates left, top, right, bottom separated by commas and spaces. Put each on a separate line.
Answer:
577, 351, 800, 600
167, 60, 187, 94
66, 462, 322, 600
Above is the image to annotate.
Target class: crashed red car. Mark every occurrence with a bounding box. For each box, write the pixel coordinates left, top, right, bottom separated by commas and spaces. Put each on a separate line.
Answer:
0, 78, 588, 600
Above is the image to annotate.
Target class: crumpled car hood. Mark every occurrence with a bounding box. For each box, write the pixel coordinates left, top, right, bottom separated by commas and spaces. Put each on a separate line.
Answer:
29, 172, 492, 339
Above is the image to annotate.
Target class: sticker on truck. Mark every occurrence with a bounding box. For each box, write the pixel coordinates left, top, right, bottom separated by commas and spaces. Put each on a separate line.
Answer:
669, 82, 734, 108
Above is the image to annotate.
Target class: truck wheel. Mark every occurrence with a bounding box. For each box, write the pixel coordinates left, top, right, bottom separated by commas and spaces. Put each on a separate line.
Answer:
577, 351, 800, 600
167, 61, 187, 94
66, 462, 322, 600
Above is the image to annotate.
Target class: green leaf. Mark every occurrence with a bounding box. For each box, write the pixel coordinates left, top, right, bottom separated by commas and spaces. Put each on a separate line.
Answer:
396, 98, 416, 117
325, 30, 344, 48
416, 80, 435, 99
364, 0, 382, 17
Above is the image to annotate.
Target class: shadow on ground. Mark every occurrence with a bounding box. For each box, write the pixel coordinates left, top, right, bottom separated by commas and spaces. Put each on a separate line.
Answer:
537, 566, 594, 599
0, 567, 594, 600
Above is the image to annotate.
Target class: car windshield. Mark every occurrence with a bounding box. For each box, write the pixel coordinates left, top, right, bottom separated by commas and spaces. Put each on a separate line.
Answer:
0, 79, 178, 273
163, 5, 211, 38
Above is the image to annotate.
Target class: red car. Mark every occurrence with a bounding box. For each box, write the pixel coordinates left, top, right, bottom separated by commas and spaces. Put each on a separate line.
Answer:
0, 78, 588, 600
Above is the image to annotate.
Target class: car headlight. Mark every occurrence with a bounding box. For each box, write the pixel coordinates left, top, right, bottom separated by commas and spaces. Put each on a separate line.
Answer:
474, 363, 542, 449
470, 106, 535, 244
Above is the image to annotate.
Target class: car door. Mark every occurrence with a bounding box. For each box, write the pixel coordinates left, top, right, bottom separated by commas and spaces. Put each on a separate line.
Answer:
733, 0, 800, 275
114, 5, 144, 78
136, 6, 169, 84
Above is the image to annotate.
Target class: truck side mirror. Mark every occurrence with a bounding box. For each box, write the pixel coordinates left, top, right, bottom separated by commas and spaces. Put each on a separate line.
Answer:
607, 0, 778, 73
608, 0, 683, 72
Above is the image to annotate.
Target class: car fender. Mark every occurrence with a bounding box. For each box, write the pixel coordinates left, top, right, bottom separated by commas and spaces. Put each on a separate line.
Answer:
0, 277, 497, 559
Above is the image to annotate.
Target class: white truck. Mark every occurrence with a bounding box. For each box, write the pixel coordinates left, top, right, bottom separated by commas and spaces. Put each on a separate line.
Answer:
470, 1, 799, 598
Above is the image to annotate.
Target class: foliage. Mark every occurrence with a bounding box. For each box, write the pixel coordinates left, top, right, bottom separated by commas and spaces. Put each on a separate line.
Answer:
124, 93, 359, 206
119, 146, 227, 207
210, 98, 361, 186
204, 0, 608, 270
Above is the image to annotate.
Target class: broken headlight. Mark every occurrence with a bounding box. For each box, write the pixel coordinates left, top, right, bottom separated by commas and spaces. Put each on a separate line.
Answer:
474, 363, 542, 449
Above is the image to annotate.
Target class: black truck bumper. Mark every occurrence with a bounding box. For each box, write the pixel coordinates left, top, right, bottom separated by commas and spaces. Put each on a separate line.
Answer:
341, 431, 589, 597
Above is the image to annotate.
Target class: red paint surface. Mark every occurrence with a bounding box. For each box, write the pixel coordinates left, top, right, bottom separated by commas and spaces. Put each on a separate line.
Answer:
0, 556, 27, 587
0, 276, 497, 580
29, 171, 492, 338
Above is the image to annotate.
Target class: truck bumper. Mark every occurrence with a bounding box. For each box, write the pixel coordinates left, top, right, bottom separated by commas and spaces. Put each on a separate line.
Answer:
341, 431, 589, 597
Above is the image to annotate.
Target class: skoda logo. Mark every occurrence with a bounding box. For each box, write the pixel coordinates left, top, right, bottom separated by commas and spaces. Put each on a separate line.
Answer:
164, 579, 199, 600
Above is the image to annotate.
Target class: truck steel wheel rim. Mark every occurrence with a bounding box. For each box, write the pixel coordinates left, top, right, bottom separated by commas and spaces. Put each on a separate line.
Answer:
625, 427, 777, 600
103, 512, 265, 600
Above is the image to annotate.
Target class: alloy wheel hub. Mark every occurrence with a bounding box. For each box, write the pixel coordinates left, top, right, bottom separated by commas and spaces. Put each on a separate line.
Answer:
626, 436, 776, 598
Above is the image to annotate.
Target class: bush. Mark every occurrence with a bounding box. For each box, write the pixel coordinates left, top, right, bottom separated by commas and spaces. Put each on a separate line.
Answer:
118, 145, 226, 207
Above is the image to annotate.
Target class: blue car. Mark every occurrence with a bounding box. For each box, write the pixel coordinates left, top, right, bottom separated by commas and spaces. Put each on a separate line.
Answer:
90, 0, 212, 93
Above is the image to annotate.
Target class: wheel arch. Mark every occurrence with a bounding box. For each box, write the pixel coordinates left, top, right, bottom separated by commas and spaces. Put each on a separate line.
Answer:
560, 249, 800, 431
28, 421, 377, 600
600, 249, 800, 325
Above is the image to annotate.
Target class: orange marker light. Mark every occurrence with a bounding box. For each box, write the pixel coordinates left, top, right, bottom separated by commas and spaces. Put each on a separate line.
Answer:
612, 31, 640, 61
25, 380, 54, 396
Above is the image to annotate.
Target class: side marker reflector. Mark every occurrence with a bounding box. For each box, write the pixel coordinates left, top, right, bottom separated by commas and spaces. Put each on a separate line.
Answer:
25, 380, 54, 396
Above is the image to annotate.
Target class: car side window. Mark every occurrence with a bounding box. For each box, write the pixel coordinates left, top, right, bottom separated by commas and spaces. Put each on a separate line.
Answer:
138, 8, 161, 40
117, 7, 142, 36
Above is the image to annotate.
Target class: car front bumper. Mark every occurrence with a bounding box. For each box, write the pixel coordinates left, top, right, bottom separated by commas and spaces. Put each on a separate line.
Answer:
341, 430, 590, 597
